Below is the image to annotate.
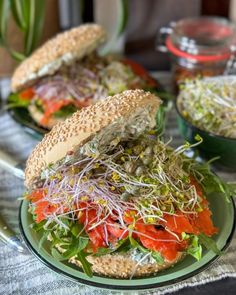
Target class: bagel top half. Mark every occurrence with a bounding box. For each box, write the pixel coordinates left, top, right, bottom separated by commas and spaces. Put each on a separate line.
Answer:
24, 89, 161, 188
11, 24, 106, 92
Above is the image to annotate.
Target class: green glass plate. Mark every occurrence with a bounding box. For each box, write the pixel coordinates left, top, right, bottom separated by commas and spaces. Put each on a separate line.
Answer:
19, 193, 235, 291
7, 106, 46, 140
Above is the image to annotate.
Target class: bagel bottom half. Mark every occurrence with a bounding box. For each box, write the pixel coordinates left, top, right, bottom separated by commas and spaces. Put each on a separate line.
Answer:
52, 236, 184, 278
51, 227, 183, 278
69, 251, 184, 278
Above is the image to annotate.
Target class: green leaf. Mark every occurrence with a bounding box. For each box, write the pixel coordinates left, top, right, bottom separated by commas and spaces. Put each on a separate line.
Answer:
9, 49, 26, 61
156, 105, 165, 136
23, 0, 45, 56
50, 231, 61, 248
52, 235, 89, 260
77, 237, 89, 251
0, 0, 10, 43
95, 237, 131, 257
118, 0, 129, 35
38, 231, 48, 249
198, 233, 222, 255
95, 247, 115, 256
51, 248, 65, 261
189, 161, 233, 203
53, 104, 78, 119
151, 251, 164, 264
115, 237, 132, 252
10, 0, 27, 30
76, 251, 93, 277
129, 235, 141, 248
7, 92, 31, 108
187, 235, 202, 261
30, 220, 46, 232
71, 223, 81, 238
129, 236, 164, 264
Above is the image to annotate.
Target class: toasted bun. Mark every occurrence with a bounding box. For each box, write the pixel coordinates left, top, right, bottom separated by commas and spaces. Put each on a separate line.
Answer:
70, 251, 183, 278
28, 104, 63, 130
25, 90, 161, 188
11, 24, 106, 92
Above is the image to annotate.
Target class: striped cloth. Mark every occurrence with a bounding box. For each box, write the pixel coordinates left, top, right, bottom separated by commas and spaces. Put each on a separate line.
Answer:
0, 75, 236, 295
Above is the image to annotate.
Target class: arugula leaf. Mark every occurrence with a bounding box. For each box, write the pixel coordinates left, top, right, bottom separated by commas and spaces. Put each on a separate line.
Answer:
30, 220, 46, 232
76, 251, 93, 277
151, 251, 164, 264
187, 235, 202, 261
129, 236, 164, 264
71, 223, 84, 238
7, 93, 31, 108
188, 161, 233, 203
57, 236, 89, 260
95, 237, 131, 257
95, 247, 115, 257
35, 219, 92, 273
50, 231, 61, 248
129, 235, 142, 248
34, 99, 44, 113
38, 232, 49, 249
51, 248, 65, 261
53, 104, 78, 118
115, 237, 132, 253
198, 233, 222, 255
77, 237, 89, 252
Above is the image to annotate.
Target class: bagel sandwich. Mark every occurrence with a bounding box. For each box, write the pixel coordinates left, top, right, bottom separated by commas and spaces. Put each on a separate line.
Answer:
10, 24, 158, 130
25, 89, 220, 278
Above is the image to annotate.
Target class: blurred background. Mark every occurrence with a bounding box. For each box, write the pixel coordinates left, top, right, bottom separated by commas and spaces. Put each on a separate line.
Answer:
1, 0, 236, 76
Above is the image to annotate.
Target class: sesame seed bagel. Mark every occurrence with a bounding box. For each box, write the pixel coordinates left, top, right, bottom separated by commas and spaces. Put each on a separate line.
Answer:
11, 24, 106, 92
69, 251, 183, 278
24, 89, 161, 188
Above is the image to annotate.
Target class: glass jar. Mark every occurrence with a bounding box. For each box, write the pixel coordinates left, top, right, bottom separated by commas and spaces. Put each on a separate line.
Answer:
157, 17, 236, 89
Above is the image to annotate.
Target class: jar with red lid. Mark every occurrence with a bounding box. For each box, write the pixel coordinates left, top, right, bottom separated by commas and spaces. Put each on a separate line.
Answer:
157, 17, 236, 89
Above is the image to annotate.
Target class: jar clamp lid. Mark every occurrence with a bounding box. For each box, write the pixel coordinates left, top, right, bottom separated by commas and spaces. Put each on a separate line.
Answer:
158, 17, 236, 62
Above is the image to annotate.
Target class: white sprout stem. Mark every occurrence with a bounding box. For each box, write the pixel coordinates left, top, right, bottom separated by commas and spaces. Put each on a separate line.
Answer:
130, 252, 151, 279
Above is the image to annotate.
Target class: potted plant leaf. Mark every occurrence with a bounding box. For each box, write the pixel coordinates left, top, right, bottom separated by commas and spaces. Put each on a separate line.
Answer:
0, 0, 46, 62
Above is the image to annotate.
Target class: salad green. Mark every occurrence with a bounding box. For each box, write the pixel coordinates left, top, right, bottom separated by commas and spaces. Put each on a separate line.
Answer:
25, 133, 232, 277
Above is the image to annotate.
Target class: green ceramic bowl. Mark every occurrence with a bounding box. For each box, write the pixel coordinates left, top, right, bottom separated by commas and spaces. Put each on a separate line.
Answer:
176, 77, 236, 171
19, 193, 235, 291
176, 108, 236, 170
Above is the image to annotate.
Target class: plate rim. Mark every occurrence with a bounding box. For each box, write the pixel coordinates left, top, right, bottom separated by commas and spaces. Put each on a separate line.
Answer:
19, 197, 236, 291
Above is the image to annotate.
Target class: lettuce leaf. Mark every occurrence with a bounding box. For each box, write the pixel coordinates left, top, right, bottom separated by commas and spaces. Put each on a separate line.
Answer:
7, 93, 31, 108
198, 233, 222, 255
187, 235, 202, 261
